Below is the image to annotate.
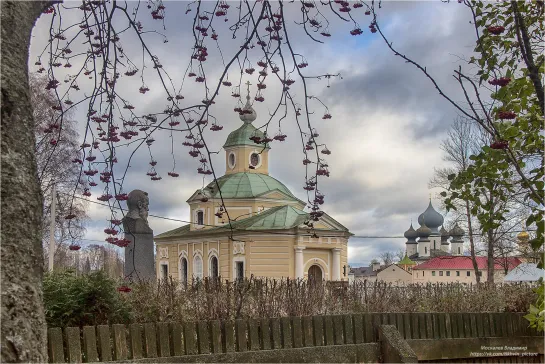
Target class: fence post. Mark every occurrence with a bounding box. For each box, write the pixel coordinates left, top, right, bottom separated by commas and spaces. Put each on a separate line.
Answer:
235, 319, 247, 352
129, 324, 143, 360
313, 316, 324, 347
48, 327, 65, 363
112, 324, 128, 361
143, 323, 158, 358
157, 322, 171, 357
65, 327, 82, 363
97, 325, 112, 362
210, 320, 222, 354
82, 326, 99, 363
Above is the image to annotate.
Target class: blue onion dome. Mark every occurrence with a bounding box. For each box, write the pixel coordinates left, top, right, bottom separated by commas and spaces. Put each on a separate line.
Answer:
440, 226, 450, 243
417, 201, 444, 235
416, 223, 431, 241
404, 223, 418, 244
449, 223, 465, 237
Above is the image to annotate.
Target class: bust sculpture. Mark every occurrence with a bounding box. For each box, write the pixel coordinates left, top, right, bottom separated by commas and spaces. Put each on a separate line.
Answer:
123, 189, 153, 234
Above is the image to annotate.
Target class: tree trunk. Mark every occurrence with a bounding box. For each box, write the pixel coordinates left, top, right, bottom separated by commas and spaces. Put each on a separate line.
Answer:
465, 199, 481, 284
1, 1, 52, 361
487, 189, 495, 284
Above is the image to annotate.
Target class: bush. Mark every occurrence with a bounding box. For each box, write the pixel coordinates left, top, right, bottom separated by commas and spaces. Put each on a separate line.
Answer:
43, 269, 130, 327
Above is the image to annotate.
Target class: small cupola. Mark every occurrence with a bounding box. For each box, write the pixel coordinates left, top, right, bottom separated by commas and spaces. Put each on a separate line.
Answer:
223, 81, 270, 175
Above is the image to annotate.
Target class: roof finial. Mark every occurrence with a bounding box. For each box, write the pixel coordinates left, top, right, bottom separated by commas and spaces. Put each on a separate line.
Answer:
245, 80, 252, 101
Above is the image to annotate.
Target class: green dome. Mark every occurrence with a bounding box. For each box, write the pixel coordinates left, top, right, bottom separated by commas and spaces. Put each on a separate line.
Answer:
201, 173, 296, 200
223, 123, 270, 149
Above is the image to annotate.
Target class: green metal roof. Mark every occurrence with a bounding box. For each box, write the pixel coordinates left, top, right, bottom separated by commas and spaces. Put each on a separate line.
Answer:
155, 205, 349, 240
200, 173, 297, 200
399, 254, 416, 266
223, 123, 270, 149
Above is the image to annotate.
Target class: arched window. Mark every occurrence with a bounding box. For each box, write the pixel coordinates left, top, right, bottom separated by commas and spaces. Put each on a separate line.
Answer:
197, 211, 204, 226
209, 256, 219, 278
180, 257, 188, 284
193, 255, 203, 279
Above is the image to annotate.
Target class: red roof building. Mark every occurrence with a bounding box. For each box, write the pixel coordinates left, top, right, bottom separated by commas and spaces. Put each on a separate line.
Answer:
413, 256, 522, 271
411, 256, 522, 284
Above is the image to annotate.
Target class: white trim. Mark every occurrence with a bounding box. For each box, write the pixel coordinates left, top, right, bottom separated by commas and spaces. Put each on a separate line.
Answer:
194, 208, 205, 228
159, 260, 169, 280
249, 149, 263, 168
233, 256, 246, 280
304, 258, 328, 280
193, 252, 203, 279
178, 255, 189, 283
208, 250, 219, 278
228, 151, 236, 170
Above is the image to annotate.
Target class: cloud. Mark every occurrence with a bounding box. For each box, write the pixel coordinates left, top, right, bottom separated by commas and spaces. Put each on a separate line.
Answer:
29, 1, 473, 264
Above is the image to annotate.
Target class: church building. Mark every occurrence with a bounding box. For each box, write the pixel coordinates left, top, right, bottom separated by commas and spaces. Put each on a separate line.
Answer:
154, 90, 351, 282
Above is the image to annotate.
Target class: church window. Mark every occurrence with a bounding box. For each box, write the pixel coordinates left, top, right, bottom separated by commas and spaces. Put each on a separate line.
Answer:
467, 271, 471, 276
228, 152, 236, 169
439, 271, 443, 276
477, 271, 482, 277
456, 271, 460, 276
425, 247, 427, 254
432, 271, 436, 276
193, 255, 203, 279
235, 261, 244, 281
446, 271, 451, 277
209, 256, 219, 278
250, 153, 260, 167
161, 263, 168, 279
180, 258, 188, 284
458, 247, 461, 254
197, 211, 204, 226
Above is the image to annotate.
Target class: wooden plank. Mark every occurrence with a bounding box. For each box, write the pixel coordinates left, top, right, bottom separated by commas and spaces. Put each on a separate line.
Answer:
48, 327, 65, 363
82, 326, 98, 363
388, 313, 397, 330
506, 314, 514, 337
183, 322, 197, 355
260, 318, 272, 350
483, 314, 490, 337
476, 314, 484, 338
362, 313, 375, 343
112, 324, 128, 361
395, 313, 405, 339
381, 313, 389, 325
302, 316, 314, 347
451, 313, 459, 338
248, 318, 260, 351
324, 315, 334, 346
271, 318, 281, 349
353, 314, 363, 344
470, 313, 478, 337
372, 313, 382, 342
129, 324, 143, 360
333, 315, 344, 345
224, 320, 235, 353
65, 327, 82, 363
501, 313, 509, 337
313, 316, 324, 347
197, 321, 210, 354
157, 322, 171, 357
419, 313, 428, 339
437, 314, 446, 339
281, 316, 292, 349
424, 313, 433, 339
169, 323, 184, 357
97, 325, 112, 362
489, 313, 497, 337
403, 313, 412, 339
411, 313, 420, 339
444, 314, 452, 339
209, 321, 222, 354
463, 313, 472, 338
292, 317, 303, 348
143, 323, 158, 358
343, 314, 354, 344
235, 319, 247, 352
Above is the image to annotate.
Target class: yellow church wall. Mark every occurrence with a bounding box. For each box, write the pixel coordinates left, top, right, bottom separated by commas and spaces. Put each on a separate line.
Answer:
225, 146, 269, 175
248, 237, 292, 278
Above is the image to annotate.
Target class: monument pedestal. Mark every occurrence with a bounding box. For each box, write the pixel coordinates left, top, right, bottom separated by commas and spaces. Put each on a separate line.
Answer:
123, 217, 155, 282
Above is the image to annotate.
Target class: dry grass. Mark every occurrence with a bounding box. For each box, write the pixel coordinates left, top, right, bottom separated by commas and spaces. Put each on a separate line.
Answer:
122, 277, 536, 323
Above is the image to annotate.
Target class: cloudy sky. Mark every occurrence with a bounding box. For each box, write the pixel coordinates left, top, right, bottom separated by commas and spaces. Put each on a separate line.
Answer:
30, 1, 479, 266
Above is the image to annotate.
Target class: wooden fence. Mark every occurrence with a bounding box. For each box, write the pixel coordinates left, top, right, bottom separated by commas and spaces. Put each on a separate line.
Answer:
47, 312, 541, 363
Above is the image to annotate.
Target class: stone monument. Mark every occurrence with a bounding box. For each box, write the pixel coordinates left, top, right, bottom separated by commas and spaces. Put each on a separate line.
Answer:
122, 189, 156, 281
